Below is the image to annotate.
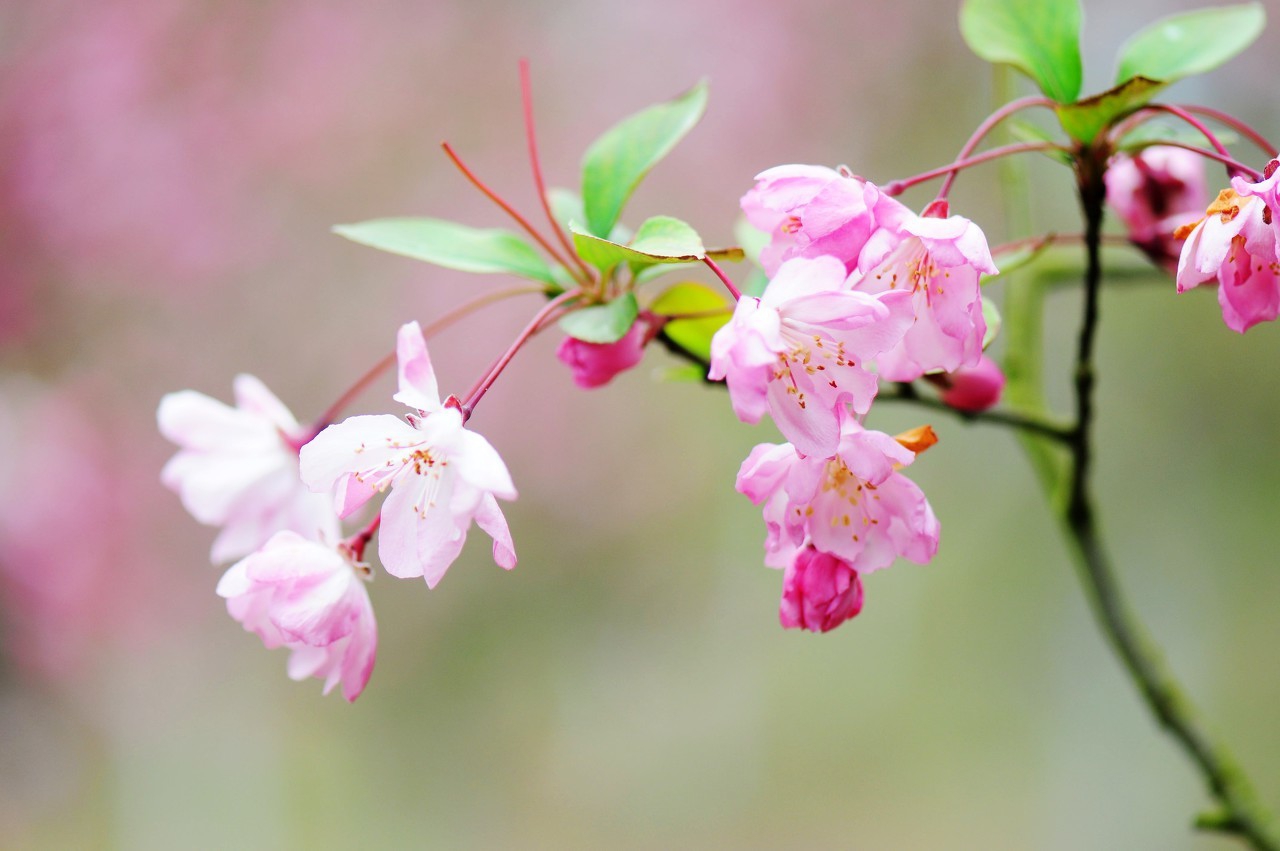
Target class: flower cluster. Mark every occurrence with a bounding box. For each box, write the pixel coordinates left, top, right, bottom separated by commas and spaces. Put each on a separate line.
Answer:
713, 164, 996, 630
1176, 159, 1280, 333
159, 321, 517, 700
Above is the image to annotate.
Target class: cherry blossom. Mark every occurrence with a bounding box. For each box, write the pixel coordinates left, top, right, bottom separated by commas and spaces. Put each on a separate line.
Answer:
300, 322, 517, 587
557, 319, 648, 388
158, 374, 338, 563
740, 164, 878, 275
1105, 146, 1207, 271
850, 192, 996, 381
708, 256, 913, 458
1176, 185, 1280, 333
778, 544, 866, 633
217, 531, 376, 702
736, 415, 939, 575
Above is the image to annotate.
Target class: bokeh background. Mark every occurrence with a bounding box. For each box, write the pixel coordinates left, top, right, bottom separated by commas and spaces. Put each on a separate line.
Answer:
2, 0, 1279, 848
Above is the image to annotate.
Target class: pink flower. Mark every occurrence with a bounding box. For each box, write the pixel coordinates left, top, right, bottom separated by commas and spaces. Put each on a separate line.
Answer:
741, 165, 878, 275
158, 375, 338, 563
779, 545, 865, 633
736, 416, 939, 574
931, 354, 1006, 412
557, 319, 648, 388
850, 195, 997, 381
300, 322, 517, 587
1176, 184, 1280, 333
217, 531, 376, 702
1105, 146, 1207, 271
708, 256, 913, 458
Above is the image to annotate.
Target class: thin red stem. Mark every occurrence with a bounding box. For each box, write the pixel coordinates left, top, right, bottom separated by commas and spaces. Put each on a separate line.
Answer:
441, 142, 578, 273
702, 256, 742, 300
1129, 140, 1262, 182
882, 142, 1062, 197
1142, 104, 1233, 158
462, 290, 583, 415
307, 285, 547, 439
1180, 104, 1278, 158
938, 95, 1057, 199
519, 60, 594, 285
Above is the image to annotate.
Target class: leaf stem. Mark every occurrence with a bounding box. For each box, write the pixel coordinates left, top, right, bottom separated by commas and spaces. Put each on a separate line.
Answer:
875, 383, 1072, 442
881, 141, 1063, 197
1179, 105, 1278, 158
518, 59, 596, 285
462, 289, 582, 415
440, 141, 584, 280
937, 95, 1057, 200
702, 256, 741, 300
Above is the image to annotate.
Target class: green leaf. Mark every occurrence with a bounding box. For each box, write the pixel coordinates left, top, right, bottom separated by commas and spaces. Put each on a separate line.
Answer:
632, 246, 742, 286
1116, 3, 1265, 85
650, 281, 731, 363
333, 218, 558, 285
581, 80, 709, 238
1055, 76, 1165, 143
960, 0, 1083, 103
570, 216, 706, 277
981, 295, 1002, 349
659, 364, 709, 383
558, 292, 639, 344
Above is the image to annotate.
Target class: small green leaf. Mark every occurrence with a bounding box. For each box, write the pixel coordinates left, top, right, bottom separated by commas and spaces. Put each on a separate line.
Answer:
333, 218, 558, 285
981, 296, 1002, 349
659, 364, 710, 383
650, 281, 731, 362
1055, 77, 1165, 143
570, 216, 706, 277
1116, 3, 1265, 85
960, 0, 1083, 103
734, 216, 771, 270
559, 293, 639, 344
581, 80, 709, 238
983, 233, 1056, 284
549, 188, 630, 243
1006, 120, 1073, 165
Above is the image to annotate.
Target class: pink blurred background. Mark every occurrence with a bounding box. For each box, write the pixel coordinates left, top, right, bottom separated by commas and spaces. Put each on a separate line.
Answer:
2, 1, 1278, 847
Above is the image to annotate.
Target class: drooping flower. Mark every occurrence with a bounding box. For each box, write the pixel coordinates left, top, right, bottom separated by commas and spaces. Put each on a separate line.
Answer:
158, 374, 338, 563
740, 164, 878, 275
930, 354, 1006, 413
1105, 146, 1207, 271
1176, 183, 1280, 333
709, 256, 913, 458
557, 318, 649, 389
300, 321, 517, 587
778, 544, 865, 633
736, 415, 939, 575
216, 530, 376, 702
850, 193, 997, 382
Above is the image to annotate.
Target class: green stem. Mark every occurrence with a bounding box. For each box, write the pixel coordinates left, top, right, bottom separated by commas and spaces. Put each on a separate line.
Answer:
1060, 141, 1280, 851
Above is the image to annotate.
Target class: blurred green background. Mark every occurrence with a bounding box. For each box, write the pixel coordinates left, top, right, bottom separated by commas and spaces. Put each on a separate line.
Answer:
2, 0, 1278, 848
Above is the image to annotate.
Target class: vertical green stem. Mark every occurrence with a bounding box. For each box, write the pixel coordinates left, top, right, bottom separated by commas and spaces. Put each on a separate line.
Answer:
1060, 142, 1280, 850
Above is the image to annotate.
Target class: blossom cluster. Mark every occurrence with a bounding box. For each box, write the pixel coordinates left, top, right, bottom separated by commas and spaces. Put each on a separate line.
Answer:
158, 322, 516, 700
708, 164, 1001, 631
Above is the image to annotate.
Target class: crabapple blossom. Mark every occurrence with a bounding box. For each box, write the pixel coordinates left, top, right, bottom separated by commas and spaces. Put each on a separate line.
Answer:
1105, 146, 1207, 271
708, 255, 913, 458
158, 374, 338, 563
850, 194, 997, 381
557, 318, 648, 388
736, 415, 939, 575
741, 164, 878, 275
779, 544, 866, 633
1176, 185, 1280, 333
217, 530, 376, 702
300, 321, 517, 587
931, 354, 1006, 413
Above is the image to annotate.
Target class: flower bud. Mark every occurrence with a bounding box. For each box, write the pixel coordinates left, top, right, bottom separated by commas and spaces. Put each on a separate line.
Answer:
779, 545, 865, 633
932, 354, 1005, 412
556, 319, 648, 389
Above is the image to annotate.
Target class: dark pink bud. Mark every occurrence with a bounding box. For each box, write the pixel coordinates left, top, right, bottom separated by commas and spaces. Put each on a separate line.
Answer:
779, 545, 865, 633
556, 320, 648, 389
934, 354, 1005, 413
